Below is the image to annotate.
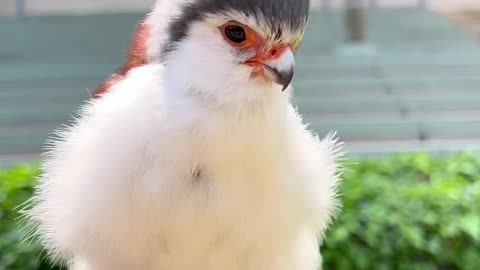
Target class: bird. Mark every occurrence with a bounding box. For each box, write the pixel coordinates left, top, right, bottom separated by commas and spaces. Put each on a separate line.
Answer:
25, 0, 342, 269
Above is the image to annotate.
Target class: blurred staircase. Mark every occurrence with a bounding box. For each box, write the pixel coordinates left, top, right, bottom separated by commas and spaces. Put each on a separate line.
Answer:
2, 10, 480, 164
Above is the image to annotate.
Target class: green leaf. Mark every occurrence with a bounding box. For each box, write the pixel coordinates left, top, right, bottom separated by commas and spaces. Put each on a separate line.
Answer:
460, 215, 480, 241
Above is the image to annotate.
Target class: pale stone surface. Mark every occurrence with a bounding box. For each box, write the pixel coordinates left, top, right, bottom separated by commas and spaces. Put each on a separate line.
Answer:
2, 0, 480, 16
314, 0, 480, 11
5, 0, 155, 16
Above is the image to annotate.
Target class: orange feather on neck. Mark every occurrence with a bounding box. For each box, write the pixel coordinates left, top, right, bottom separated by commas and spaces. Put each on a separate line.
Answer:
94, 17, 151, 98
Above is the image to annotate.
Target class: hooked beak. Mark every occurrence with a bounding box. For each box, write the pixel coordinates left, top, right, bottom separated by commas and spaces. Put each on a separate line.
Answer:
246, 48, 295, 91
263, 48, 295, 91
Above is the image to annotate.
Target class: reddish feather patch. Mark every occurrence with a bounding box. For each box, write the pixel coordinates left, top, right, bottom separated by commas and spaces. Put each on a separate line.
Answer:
94, 17, 151, 98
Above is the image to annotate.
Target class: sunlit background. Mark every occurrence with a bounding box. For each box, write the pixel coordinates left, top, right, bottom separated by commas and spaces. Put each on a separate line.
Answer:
1, 1, 479, 269
2, 0, 480, 164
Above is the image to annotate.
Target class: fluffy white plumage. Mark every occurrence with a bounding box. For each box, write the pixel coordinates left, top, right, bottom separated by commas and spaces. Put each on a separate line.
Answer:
26, 0, 342, 269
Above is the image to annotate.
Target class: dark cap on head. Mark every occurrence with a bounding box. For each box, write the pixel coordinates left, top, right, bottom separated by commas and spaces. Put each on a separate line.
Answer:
163, 0, 311, 57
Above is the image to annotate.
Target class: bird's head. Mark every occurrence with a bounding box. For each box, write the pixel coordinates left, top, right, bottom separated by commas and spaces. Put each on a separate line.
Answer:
147, 0, 310, 105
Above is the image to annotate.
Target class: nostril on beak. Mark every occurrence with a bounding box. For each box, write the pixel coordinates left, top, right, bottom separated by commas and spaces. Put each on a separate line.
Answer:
263, 48, 295, 91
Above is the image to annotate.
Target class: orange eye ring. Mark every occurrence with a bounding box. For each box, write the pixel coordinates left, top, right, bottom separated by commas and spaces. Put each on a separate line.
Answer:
219, 21, 261, 49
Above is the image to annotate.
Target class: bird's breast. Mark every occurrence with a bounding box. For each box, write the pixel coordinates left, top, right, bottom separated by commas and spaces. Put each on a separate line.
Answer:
112, 125, 312, 269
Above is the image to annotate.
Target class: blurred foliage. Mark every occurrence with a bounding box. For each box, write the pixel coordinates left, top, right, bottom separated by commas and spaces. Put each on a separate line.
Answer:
322, 152, 480, 270
0, 164, 61, 270
1, 153, 479, 269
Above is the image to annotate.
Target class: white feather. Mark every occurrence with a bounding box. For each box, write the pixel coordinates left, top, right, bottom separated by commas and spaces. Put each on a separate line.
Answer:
26, 2, 342, 269
28, 63, 341, 269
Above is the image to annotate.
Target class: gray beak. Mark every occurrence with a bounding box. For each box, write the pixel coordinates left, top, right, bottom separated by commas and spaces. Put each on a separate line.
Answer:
263, 48, 295, 91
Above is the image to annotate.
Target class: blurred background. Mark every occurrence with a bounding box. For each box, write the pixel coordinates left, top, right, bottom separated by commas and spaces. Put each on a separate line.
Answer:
1, 0, 480, 269
3, 0, 480, 164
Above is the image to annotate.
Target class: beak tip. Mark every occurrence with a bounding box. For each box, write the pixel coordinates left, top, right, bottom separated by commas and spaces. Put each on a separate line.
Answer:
281, 80, 290, 91
281, 69, 294, 91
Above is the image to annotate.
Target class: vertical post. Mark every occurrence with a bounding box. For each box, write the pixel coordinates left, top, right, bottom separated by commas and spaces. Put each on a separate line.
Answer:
345, 0, 366, 42
322, 0, 331, 9
418, 0, 426, 9
368, 0, 378, 9
16, 0, 25, 20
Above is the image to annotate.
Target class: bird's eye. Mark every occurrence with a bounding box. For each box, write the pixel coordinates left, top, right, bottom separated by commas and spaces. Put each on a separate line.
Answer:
225, 26, 246, 44
220, 21, 259, 48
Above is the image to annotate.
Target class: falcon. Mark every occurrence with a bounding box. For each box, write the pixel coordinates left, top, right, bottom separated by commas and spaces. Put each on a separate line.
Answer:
26, 0, 342, 269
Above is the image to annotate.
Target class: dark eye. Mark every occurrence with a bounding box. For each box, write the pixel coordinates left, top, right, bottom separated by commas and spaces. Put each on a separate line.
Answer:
225, 26, 246, 44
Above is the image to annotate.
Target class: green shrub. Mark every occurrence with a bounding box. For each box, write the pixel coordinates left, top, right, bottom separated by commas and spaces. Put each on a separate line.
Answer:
0, 164, 59, 270
322, 153, 480, 270
0, 153, 479, 269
